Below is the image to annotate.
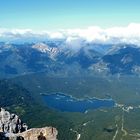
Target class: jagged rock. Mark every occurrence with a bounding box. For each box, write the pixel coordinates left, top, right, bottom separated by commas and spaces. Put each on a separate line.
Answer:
5, 127, 58, 140
16, 127, 57, 140
0, 108, 28, 133
0, 108, 58, 140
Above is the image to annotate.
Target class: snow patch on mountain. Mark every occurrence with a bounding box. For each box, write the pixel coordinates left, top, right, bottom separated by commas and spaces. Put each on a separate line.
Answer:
32, 43, 50, 53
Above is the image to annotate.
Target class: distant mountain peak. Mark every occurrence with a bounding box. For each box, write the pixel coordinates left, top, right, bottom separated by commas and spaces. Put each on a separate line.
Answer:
32, 43, 50, 53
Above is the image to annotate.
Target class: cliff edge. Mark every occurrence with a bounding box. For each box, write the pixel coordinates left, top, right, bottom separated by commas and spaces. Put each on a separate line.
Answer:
0, 108, 58, 140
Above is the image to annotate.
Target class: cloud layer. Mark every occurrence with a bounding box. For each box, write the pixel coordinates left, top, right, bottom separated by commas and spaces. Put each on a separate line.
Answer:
1, 23, 140, 45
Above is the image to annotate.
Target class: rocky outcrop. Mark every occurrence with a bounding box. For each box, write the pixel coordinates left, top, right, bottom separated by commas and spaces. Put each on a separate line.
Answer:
0, 108, 58, 140
0, 108, 28, 133
16, 127, 58, 140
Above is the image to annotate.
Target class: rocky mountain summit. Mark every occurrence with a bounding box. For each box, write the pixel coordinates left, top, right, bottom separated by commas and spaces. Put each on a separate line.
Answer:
0, 108, 58, 140
0, 108, 28, 134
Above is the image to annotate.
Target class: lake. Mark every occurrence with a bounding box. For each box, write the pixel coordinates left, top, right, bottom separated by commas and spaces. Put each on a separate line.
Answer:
42, 93, 115, 113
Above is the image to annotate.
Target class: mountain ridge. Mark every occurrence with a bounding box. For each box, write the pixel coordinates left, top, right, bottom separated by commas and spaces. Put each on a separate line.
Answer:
0, 42, 140, 77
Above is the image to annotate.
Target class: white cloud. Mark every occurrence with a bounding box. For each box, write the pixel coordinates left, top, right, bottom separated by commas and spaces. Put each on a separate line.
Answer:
48, 32, 64, 39
66, 36, 84, 49
1, 23, 140, 46
63, 23, 140, 45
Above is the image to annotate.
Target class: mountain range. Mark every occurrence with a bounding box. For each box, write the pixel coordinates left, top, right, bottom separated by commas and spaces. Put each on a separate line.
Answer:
0, 41, 140, 78
1, 40, 140, 140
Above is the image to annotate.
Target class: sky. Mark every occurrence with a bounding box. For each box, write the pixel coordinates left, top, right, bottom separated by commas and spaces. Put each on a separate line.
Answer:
0, 0, 140, 30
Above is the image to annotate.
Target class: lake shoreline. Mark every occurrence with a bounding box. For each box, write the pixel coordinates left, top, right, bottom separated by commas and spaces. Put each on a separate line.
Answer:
41, 92, 115, 113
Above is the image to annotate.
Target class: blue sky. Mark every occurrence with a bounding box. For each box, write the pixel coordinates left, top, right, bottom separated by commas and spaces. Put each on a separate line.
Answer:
0, 0, 140, 30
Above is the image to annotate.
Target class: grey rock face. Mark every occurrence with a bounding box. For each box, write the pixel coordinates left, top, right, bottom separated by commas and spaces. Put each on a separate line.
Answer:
0, 108, 28, 133
0, 108, 58, 140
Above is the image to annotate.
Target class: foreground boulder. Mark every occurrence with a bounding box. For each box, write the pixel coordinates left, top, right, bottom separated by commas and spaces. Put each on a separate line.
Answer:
0, 108, 28, 133
15, 127, 57, 140
0, 108, 58, 140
